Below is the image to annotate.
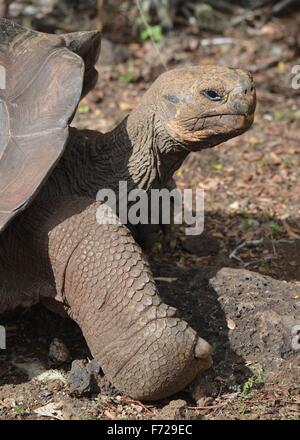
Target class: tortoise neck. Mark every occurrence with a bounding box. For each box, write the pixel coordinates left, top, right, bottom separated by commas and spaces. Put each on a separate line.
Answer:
101, 106, 189, 192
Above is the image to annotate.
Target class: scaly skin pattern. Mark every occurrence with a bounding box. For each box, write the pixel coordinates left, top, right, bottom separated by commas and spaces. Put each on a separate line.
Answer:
0, 66, 256, 400
52, 200, 211, 399
0, 198, 212, 400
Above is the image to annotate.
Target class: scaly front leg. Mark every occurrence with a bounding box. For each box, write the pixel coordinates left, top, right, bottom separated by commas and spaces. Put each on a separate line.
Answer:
44, 198, 212, 400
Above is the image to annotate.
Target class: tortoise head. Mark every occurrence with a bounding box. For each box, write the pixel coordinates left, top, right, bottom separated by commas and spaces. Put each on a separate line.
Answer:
141, 65, 256, 151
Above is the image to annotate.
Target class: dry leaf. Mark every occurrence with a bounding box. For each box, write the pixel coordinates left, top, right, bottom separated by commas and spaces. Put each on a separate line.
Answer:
34, 402, 63, 420
283, 220, 300, 238
104, 409, 116, 419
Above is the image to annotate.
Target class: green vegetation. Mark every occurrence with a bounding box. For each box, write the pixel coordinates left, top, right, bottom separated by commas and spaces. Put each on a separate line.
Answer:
15, 404, 26, 415
241, 365, 266, 398
140, 25, 163, 43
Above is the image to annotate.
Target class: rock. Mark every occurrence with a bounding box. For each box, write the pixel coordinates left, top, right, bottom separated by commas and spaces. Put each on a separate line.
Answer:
159, 399, 187, 420
49, 338, 70, 364
193, 4, 228, 33
209, 268, 300, 368
67, 359, 100, 397
98, 39, 130, 66
47, 379, 64, 393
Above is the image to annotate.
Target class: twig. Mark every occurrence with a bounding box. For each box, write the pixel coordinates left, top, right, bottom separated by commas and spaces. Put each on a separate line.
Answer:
97, 0, 106, 31
154, 277, 178, 283
231, 9, 262, 27
274, 238, 300, 243
230, 0, 275, 27
187, 402, 227, 410
244, 256, 273, 268
249, 46, 295, 73
247, 57, 284, 73
135, 0, 168, 71
120, 397, 154, 414
200, 37, 235, 47
187, 392, 239, 412
271, 238, 277, 256
229, 238, 264, 263
0, 0, 13, 18
204, 0, 245, 14
271, 0, 296, 15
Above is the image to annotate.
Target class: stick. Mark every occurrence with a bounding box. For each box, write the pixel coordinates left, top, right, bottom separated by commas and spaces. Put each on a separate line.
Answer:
229, 238, 264, 263
135, 0, 168, 71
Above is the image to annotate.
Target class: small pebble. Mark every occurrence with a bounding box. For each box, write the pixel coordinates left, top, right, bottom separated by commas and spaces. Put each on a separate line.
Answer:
49, 338, 70, 364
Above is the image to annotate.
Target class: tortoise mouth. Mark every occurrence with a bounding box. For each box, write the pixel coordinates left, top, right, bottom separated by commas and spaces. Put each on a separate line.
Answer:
168, 111, 254, 146
191, 112, 254, 132
172, 112, 254, 144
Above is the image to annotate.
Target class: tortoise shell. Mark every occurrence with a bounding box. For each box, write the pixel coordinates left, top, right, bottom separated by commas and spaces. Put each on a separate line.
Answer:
0, 19, 101, 232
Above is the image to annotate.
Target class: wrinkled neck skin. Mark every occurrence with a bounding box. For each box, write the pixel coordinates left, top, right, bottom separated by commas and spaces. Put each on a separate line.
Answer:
96, 104, 190, 193
43, 106, 192, 203
58, 104, 207, 201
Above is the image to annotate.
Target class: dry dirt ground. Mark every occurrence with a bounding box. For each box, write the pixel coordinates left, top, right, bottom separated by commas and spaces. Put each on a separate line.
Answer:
0, 10, 300, 420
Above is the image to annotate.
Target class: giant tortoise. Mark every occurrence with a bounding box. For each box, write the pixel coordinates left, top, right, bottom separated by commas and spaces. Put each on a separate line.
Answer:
0, 19, 256, 400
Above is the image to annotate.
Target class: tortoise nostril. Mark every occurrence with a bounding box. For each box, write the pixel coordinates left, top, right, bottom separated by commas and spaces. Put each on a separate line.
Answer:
234, 98, 250, 116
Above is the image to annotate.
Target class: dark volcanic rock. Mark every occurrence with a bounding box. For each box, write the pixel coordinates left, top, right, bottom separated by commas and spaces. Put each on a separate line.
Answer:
209, 267, 300, 368
67, 359, 100, 397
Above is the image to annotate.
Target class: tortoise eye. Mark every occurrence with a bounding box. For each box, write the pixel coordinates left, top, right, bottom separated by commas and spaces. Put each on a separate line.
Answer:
203, 90, 223, 101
